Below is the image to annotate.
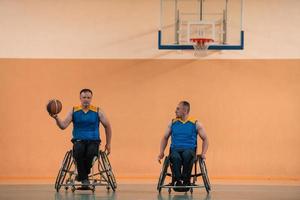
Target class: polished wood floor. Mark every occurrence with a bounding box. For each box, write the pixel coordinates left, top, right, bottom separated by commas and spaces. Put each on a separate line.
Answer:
0, 184, 299, 200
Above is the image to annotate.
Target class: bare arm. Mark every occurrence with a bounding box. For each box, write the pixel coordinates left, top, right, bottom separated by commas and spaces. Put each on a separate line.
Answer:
158, 122, 172, 163
50, 110, 73, 130
196, 121, 209, 159
99, 109, 112, 154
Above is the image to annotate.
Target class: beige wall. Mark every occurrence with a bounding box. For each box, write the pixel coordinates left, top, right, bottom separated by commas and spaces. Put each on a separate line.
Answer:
0, 59, 300, 181
0, 0, 299, 59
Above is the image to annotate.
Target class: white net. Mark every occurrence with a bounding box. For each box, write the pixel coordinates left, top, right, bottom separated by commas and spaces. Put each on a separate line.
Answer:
190, 38, 214, 57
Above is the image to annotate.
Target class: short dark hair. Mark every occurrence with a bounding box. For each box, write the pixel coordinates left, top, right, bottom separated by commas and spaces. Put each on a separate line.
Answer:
180, 101, 190, 113
80, 88, 93, 95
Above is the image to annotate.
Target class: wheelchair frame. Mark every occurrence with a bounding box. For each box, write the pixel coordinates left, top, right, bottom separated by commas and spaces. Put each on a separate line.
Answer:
54, 150, 117, 192
157, 154, 211, 194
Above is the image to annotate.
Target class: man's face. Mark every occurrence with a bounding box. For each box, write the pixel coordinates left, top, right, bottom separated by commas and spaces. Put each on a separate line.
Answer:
175, 103, 186, 118
80, 92, 92, 107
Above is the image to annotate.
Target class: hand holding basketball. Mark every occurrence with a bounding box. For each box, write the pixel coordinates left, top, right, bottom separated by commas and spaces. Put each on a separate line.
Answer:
47, 99, 62, 117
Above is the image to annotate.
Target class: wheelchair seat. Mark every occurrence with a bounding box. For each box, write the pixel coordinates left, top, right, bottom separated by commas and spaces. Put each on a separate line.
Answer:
54, 150, 117, 193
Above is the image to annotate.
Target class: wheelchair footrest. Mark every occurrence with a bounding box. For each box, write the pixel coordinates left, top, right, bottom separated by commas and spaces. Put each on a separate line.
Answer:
161, 184, 204, 189
77, 186, 94, 190
173, 187, 190, 192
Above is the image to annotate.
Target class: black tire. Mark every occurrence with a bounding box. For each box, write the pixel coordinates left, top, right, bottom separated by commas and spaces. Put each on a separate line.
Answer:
203, 160, 211, 191
54, 151, 72, 192
157, 156, 170, 192
54, 151, 68, 192
99, 151, 117, 191
102, 151, 117, 190
199, 158, 211, 194
102, 151, 117, 188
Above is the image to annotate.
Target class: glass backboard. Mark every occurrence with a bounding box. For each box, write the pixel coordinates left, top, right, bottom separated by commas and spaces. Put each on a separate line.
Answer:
158, 0, 244, 50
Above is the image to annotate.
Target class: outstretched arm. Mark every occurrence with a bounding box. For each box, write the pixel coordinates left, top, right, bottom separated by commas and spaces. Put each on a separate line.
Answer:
158, 122, 172, 163
196, 121, 209, 159
50, 110, 72, 130
99, 109, 112, 154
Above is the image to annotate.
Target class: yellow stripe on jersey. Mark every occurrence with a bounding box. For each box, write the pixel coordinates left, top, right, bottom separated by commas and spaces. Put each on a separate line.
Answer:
73, 105, 82, 112
73, 105, 98, 113
88, 105, 98, 112
173, 117, 197, 124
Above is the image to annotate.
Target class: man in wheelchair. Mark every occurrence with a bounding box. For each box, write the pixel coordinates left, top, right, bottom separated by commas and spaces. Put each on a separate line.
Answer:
158, 101, 209, 191
50, 89, 112, 189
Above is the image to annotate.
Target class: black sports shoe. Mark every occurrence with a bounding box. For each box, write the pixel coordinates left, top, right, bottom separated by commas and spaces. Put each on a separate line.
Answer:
81, 179, 90, 186
175, 180, 183, 187
183, 180, 191, 186
174, 180, 190, 192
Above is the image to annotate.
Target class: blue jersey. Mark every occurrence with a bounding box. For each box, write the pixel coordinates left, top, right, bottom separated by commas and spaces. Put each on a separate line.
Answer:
72, 105, 100, 141
170, 117, 198, 150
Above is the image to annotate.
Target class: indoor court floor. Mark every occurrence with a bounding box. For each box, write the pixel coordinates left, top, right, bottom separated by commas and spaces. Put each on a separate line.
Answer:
1, 1, 300, 200
0, 184, 299, 200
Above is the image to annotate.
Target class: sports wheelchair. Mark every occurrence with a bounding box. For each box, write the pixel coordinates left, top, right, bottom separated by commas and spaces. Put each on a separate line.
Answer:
55, 150, 117, 192
157, 151, 211, 194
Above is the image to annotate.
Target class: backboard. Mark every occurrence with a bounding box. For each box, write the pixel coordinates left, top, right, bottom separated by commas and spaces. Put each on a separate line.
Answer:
158, 0, 244, 50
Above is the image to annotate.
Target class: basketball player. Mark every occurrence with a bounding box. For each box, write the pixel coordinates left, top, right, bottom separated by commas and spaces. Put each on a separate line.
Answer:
157, 101, 208, 188
49, 89, 112, 187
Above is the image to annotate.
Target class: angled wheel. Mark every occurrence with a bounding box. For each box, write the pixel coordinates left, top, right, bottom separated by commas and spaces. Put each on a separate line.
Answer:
157, 156, 170, 193
99, 150, 117, 191
199, 158, 211, 194
54, 150, 73, 192
102, 151, 117, 188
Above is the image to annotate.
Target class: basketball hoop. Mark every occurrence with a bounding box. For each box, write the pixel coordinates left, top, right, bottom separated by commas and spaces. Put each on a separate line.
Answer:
190, 38, 214, 57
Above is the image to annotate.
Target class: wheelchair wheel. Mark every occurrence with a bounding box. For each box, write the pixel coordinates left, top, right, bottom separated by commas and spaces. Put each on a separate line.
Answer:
102, 151, 117, 188
157, 156, 170, 193
55, 150, 73, 192
99, 151, 117, 191
199, 158, 211, 194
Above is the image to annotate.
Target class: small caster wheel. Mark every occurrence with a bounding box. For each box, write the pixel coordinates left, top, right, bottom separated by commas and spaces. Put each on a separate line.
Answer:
106, 186, 110, 191
168, 188, 171, 194
65, 186, 69, 191
92, 186, 95, 193
71, 187, 76, 192
190, 188, 193, 194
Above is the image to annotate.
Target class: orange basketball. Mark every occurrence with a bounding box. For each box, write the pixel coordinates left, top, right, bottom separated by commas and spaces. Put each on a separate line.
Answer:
47, 99, 62, 115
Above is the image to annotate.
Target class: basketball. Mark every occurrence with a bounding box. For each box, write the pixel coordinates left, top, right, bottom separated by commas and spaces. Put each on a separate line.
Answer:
47, 99, 62, 115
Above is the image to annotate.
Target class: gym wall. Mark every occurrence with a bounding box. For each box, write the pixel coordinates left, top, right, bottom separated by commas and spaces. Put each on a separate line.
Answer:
0, 59, 299, 181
